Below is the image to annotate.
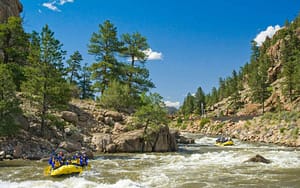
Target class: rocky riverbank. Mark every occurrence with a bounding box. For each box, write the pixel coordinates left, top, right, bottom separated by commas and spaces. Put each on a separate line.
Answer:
179, 111, 300, 147
0, 99, 178, 160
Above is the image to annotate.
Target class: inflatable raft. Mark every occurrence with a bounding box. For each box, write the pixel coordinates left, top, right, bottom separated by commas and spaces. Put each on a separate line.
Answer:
215, 140, 234, 146
44, 164, 84, 177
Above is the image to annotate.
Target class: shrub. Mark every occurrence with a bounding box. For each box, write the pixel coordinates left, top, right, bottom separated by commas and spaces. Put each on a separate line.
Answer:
99, 80, 138, 113
199, 118, 210, 129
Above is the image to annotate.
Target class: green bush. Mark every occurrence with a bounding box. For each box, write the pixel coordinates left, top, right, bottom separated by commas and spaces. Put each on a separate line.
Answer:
280, 127, 286, 134
100, 80, 138, 113
0, 64, 22, 136
199, 118, 210, 129
292, 127, 299, 139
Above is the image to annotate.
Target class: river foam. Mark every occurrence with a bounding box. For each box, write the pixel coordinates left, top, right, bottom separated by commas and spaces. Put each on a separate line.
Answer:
0, 178, 143, 188
1, 135, 300, 188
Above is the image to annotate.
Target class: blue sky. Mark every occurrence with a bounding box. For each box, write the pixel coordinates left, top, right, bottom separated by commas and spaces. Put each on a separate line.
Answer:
21, 0, 300, 108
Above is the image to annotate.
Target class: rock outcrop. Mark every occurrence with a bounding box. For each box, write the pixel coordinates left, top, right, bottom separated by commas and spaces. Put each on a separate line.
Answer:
244, 154, 271, 164
0, 0, 22, 23
0, 99, 178, 160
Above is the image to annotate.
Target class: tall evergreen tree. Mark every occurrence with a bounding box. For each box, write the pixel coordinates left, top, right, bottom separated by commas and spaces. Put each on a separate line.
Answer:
78, 63, 94, 99
194, 87, 206, 115
88, 20, 121, 95
0, 64, 21, 136
66, 50, 82, 84
120, 32, 154, 95
181, 93, 195, 116
0, 17, 29, 90
249, 54, 271, 113
281, 30, 300, 102
230, 70, 241, 110
22, 25, 70, 136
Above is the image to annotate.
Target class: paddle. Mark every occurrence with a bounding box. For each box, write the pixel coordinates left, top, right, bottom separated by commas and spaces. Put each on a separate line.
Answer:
43, 165, 52, 176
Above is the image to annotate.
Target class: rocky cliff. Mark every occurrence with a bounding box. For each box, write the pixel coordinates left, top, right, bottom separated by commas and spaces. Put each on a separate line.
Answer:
0, 0, 22, 23
0, 99, 178, 160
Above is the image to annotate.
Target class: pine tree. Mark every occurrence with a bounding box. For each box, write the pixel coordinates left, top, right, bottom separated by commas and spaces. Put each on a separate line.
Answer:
281, 29, 300, 102
120, 32, 154, 95
249, 54, 271, 113
66, 50, 82, 84
88, 20, 121, 95
181, 93, 195, 116
78, 63, 94, 99
230, 70, 241, 110
22, 25, 70, 136
0, 64, 21, 136
0, 17, 29, 90
194, 87, 205, 115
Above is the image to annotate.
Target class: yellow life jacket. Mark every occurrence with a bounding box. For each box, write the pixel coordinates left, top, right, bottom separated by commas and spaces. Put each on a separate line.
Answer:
54, 160, 61, 168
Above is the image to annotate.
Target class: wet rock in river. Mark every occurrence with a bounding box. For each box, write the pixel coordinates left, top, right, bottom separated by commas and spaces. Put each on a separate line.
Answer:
176, 135, 195, 144
244, 154, 271, 164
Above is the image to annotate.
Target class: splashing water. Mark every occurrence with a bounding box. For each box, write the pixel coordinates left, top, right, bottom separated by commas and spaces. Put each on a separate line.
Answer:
1, 135, 300, 188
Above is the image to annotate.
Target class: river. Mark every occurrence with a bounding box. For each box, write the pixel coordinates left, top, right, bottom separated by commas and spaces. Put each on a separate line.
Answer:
1, 134, 300, 188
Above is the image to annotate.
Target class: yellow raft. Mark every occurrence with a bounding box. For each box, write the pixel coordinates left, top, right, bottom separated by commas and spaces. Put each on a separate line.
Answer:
44, 164, 84, 177
215, 140, 234, 146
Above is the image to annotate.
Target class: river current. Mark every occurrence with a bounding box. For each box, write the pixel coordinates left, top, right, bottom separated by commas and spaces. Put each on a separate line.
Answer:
0, 134, 300, 188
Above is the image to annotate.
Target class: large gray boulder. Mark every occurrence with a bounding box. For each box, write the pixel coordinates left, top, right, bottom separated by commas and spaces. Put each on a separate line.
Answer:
61, 111, 78, 124
105, 111, 123, 122
59, 141, 82, 152
91, 133, 112, 152
112, 126, 178, 153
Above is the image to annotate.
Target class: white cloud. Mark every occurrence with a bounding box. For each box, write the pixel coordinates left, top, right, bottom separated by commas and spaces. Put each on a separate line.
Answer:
143, 48, 163, 61
42, 2, 60, 12
164, 101, 180, 108
59, 0, 74, 5
42, 0, 74, 12
254, 25, 281, 46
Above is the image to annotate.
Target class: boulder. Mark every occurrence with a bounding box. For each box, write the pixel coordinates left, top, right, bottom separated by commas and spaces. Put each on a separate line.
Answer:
61, 111, 78, 124
176, 135, 195, 144
104, 117, 114, 126
13, 144, 22, 158
244, 154, 271, 164
113, 126, 178, 153
105, 111, 123, 121
59, 141, 81, 152
0, 151, 5, 160
5, 154, 13, 160
153, 126, 178, 152
78, 112, 90, 122
91, 133, 112, 152
106, 144, 116, 153
113, 122, 127, 133
114, 129, 145, 152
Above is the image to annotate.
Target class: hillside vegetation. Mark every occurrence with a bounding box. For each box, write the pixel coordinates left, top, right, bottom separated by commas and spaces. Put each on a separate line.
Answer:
0, 17, 168, 140
175, 14, 300, 146
180, 15, 300, 117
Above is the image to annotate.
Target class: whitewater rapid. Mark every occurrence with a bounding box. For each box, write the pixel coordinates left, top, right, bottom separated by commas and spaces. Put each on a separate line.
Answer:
1, 135, 300, 188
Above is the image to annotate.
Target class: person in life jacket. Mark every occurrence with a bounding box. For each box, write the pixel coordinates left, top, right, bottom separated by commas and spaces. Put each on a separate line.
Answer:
82, 153, 88, 166
48, 151, 57, 168
57, 151, 66, 166
72, 152, 82, 165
